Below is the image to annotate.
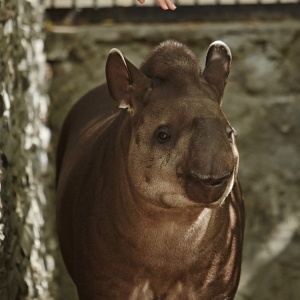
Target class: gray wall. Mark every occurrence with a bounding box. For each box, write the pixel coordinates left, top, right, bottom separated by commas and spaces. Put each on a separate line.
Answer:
46, 21, 300, 299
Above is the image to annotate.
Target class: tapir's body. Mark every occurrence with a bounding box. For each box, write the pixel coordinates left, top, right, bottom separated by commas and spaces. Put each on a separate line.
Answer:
56, 41, 244, 299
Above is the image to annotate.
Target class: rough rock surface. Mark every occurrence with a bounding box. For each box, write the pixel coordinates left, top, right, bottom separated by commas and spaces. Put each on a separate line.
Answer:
0, 1, 55, 299
45, 21, 300, 300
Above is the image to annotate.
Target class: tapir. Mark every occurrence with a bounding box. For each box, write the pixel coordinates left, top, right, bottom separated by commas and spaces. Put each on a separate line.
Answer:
56, 40, 244, 299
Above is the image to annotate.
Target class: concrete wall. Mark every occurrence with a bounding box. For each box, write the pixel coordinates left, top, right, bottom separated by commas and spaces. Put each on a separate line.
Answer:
46, 21, 300, 299
0, 1, 56, 299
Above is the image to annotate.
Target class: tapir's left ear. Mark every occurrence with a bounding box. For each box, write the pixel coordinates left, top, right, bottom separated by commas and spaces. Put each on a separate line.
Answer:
202, 41, 232, 104
106, 48, 151, 113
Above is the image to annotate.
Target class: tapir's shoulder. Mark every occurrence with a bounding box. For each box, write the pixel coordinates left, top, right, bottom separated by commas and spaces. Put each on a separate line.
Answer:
67, 84, 116, 129
59, 84, 117, 147
56, 84, 119, 183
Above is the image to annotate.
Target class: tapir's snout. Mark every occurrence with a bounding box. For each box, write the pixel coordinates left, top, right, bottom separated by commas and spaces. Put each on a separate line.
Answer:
177, 118, 236, 205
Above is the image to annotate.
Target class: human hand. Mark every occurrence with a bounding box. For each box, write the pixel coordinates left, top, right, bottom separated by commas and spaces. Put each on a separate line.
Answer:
137, 0, 177, 10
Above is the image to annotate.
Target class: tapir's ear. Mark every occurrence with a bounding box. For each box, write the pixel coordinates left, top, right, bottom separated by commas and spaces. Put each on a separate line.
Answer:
202, 41, 232, 104
106, 48, 151, 113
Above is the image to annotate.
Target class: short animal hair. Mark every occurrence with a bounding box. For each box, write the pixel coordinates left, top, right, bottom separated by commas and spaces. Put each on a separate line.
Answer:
140, 40, 201, 82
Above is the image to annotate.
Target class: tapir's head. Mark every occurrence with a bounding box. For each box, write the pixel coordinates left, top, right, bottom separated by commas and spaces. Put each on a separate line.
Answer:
106, 40, 239, 208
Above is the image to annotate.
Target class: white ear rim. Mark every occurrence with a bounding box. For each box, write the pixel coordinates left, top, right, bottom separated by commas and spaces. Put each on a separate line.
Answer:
208, 41, 232, 60
109, 48, 128, 68
108, 48, 130, 110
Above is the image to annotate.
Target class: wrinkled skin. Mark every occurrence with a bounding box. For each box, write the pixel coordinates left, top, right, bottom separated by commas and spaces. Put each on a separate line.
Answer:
56, 40, 244, 300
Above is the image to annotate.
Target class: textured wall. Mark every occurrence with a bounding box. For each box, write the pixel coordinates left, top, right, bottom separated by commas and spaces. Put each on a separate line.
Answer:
0, 1, 55, 299
46, 20, 300, 300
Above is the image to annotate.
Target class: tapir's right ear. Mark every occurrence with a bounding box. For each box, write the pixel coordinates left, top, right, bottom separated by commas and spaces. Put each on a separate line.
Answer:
202, 41, 232, 104
106, 48, 151, 113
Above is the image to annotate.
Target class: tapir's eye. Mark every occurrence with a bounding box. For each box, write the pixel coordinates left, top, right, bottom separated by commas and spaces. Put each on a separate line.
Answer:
156, 126, 172, 144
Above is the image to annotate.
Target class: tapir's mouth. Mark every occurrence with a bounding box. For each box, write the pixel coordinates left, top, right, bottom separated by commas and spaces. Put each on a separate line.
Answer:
178, 172, 232, 205
191, 173, 231, 188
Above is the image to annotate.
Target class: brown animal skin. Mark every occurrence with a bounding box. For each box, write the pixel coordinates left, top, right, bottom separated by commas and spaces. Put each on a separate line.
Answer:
56, 40, 244, 300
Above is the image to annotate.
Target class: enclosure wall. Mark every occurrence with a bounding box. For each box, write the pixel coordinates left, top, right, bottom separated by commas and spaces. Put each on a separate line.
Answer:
46, 20, 300, 300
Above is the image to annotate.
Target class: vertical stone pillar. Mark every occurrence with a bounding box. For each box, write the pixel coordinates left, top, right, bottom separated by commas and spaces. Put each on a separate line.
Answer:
0, 1, 54, 299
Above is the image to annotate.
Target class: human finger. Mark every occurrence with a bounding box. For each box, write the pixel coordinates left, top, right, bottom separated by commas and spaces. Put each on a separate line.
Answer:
156, 0, 177, 10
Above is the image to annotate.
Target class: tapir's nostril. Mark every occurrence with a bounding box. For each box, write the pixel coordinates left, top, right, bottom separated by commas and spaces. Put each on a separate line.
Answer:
190, 172, 231, 187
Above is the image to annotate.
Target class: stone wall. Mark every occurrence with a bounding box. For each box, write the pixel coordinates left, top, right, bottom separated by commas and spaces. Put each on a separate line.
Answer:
46, 21, 300, 299
0, 1, 56, 299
